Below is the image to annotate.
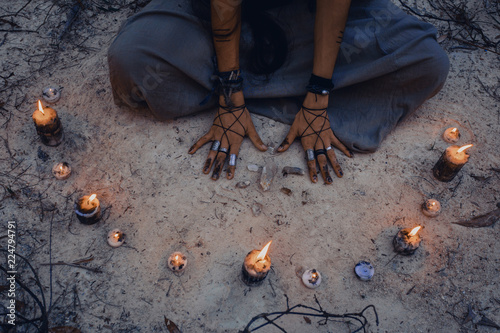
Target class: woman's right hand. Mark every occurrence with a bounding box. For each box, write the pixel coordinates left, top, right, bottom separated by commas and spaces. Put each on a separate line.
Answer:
188, 91, 268, 180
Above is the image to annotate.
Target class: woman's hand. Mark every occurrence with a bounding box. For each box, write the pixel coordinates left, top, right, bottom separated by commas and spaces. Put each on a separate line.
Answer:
189, 91, 267, 180
277, 92, 352, 184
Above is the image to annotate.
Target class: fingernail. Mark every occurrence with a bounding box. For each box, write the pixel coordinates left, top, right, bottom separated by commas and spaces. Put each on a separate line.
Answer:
312, 175, 317, 182
348, 149, 354, 157
339, 170, 343, 176
327, 176, 333, 183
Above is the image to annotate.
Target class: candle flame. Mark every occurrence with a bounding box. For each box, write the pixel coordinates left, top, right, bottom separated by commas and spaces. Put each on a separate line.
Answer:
114, 232, 120, 239
38, 100, 45, 115
312, 271, 318, 279
88, 194, 97, 203
408, 226, 421, 237
174, 254, 179, 261
450, 127, 457, 134
256, 240, 272, 261
457, 144, 473, 153
59, 165, 63, 171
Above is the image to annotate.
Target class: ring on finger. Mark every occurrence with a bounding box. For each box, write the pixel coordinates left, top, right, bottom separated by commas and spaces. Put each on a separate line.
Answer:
305, 149, 315, 161
229, 154, 237, 166
326, 146, 332, 151
211, 141, 221, 151
314, 149, 327, 157
219, 147, 228, 154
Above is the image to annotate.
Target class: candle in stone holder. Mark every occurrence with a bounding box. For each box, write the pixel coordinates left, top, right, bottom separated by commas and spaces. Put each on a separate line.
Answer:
42, 86, 61, 104
75, 194, 101, 225
432, 144, 473, 182
442, 127, 460, 143
241, 240, 272, 286
393, 226, 422, 255
52, 162, 71, 180
107, 229, 125, 248
168, 252, 187, 272
422, 198, 441, 217
32, 100, 63, 146
302, 269, 322, 288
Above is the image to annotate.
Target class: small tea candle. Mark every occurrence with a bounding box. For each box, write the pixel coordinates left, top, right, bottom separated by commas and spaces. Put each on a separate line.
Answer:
393, 226, 422, 255
32, 100, 63, 146
241, 240, 272, 286
302, 269, 322, 288
168, 252, 187, 272
432, 144, 473, 182
107, 229, 125, 248
354, 261, 374, 281
422, 198, 441, 217
75, 194, 101, 225
442, 127, 460, 143
52, 162, 71, 180
42, 86, 61, 104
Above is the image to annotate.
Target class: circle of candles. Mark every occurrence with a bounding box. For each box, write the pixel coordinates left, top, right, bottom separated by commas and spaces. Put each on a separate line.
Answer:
241, 240, 272, 286
75, 194, 101, 225
301, 269, 322, 288
442, 127, 460, 144
168, 252, 187, 272
354, 261, 374, 281
107, 229, 125, 248
32, 100, 64, 146
52, 162, 71, 180
42, 86, 61, 104
421, 198, 441, 217
432, 144, 473, 182
393, 226, 422, 256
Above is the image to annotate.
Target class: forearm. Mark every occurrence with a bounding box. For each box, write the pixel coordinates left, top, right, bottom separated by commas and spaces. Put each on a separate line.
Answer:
210, 0, 242, 72
312, 0, 351, 79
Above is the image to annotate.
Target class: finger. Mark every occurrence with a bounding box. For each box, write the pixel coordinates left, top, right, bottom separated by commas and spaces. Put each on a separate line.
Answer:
226, 143, 242, 180
327, 148, 343, 178
211, 149, 228, 181
203, 148, 218, 174
301, 144, 318, 183
189, 131, 213, 154
246, 119, 267, 151
330, 131, 352, 158
316, 153, 333, 184
277, 126, 298, 153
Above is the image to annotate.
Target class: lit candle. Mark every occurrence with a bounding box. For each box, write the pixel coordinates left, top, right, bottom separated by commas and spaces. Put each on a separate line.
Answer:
354, 261, 374, 281
75, 194, 101, 225
421, 198, 441, 217
52, 162, 71, 180
42, 86, 61, 104
301, 268, 322, 288
107, 229, 125, 248
442, 127, 460, 143
168, 252, 187, 272
241, 240, 272, 286
393, 226, 422, 255
31, 100, 64, 146
432, 144, 473, 182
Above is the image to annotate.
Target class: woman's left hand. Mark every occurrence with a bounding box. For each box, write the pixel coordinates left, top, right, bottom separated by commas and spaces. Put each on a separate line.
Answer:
277, 92, 352, 184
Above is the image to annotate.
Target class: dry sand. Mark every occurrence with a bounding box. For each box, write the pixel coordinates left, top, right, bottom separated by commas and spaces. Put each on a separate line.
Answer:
0, 0, 499, 332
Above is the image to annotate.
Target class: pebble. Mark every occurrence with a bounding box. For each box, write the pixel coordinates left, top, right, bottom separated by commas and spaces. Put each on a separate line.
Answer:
260, 160, 278, 191
252, 202, 263, 217
235, 180, 251, 189
247, 164, 260, 172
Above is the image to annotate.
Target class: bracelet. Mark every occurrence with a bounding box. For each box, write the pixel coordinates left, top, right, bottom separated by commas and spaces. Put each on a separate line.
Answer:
212, 69, 243, 107
306, 74, 334, 95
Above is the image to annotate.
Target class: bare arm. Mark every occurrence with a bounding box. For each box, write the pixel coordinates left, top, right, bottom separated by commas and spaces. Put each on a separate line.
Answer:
278, 0, 352, 184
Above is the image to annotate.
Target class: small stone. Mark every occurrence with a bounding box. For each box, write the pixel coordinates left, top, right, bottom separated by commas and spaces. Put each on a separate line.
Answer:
281, 187, 292, 196
259, 160, 278, 191
235, 180, 251, 189
247, 164, 260, 172
252, 202, 262, 217
282, 166, 305, 176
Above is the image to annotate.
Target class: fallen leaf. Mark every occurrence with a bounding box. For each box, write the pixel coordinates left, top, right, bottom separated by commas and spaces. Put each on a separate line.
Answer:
453, 204, 500, 228
165, 316, 181, 333
303, 316, 312, 324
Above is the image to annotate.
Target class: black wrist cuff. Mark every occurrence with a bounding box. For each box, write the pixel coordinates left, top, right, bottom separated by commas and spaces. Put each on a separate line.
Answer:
306, 74, 334, 95
211, 69, 243, 107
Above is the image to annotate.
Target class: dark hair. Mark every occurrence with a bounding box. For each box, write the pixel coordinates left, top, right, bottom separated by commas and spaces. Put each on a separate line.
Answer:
192, 0, 293, 76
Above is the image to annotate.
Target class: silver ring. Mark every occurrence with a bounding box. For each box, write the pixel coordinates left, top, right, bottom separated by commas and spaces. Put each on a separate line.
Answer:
326, 146, 332, 151
211, 141, 220, 151
306, 149, 315, 161
229, 154, 237, 166
219, 147, 228, 154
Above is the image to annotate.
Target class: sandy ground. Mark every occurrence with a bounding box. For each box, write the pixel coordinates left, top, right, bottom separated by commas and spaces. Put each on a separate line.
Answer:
0, 0, 499, 332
